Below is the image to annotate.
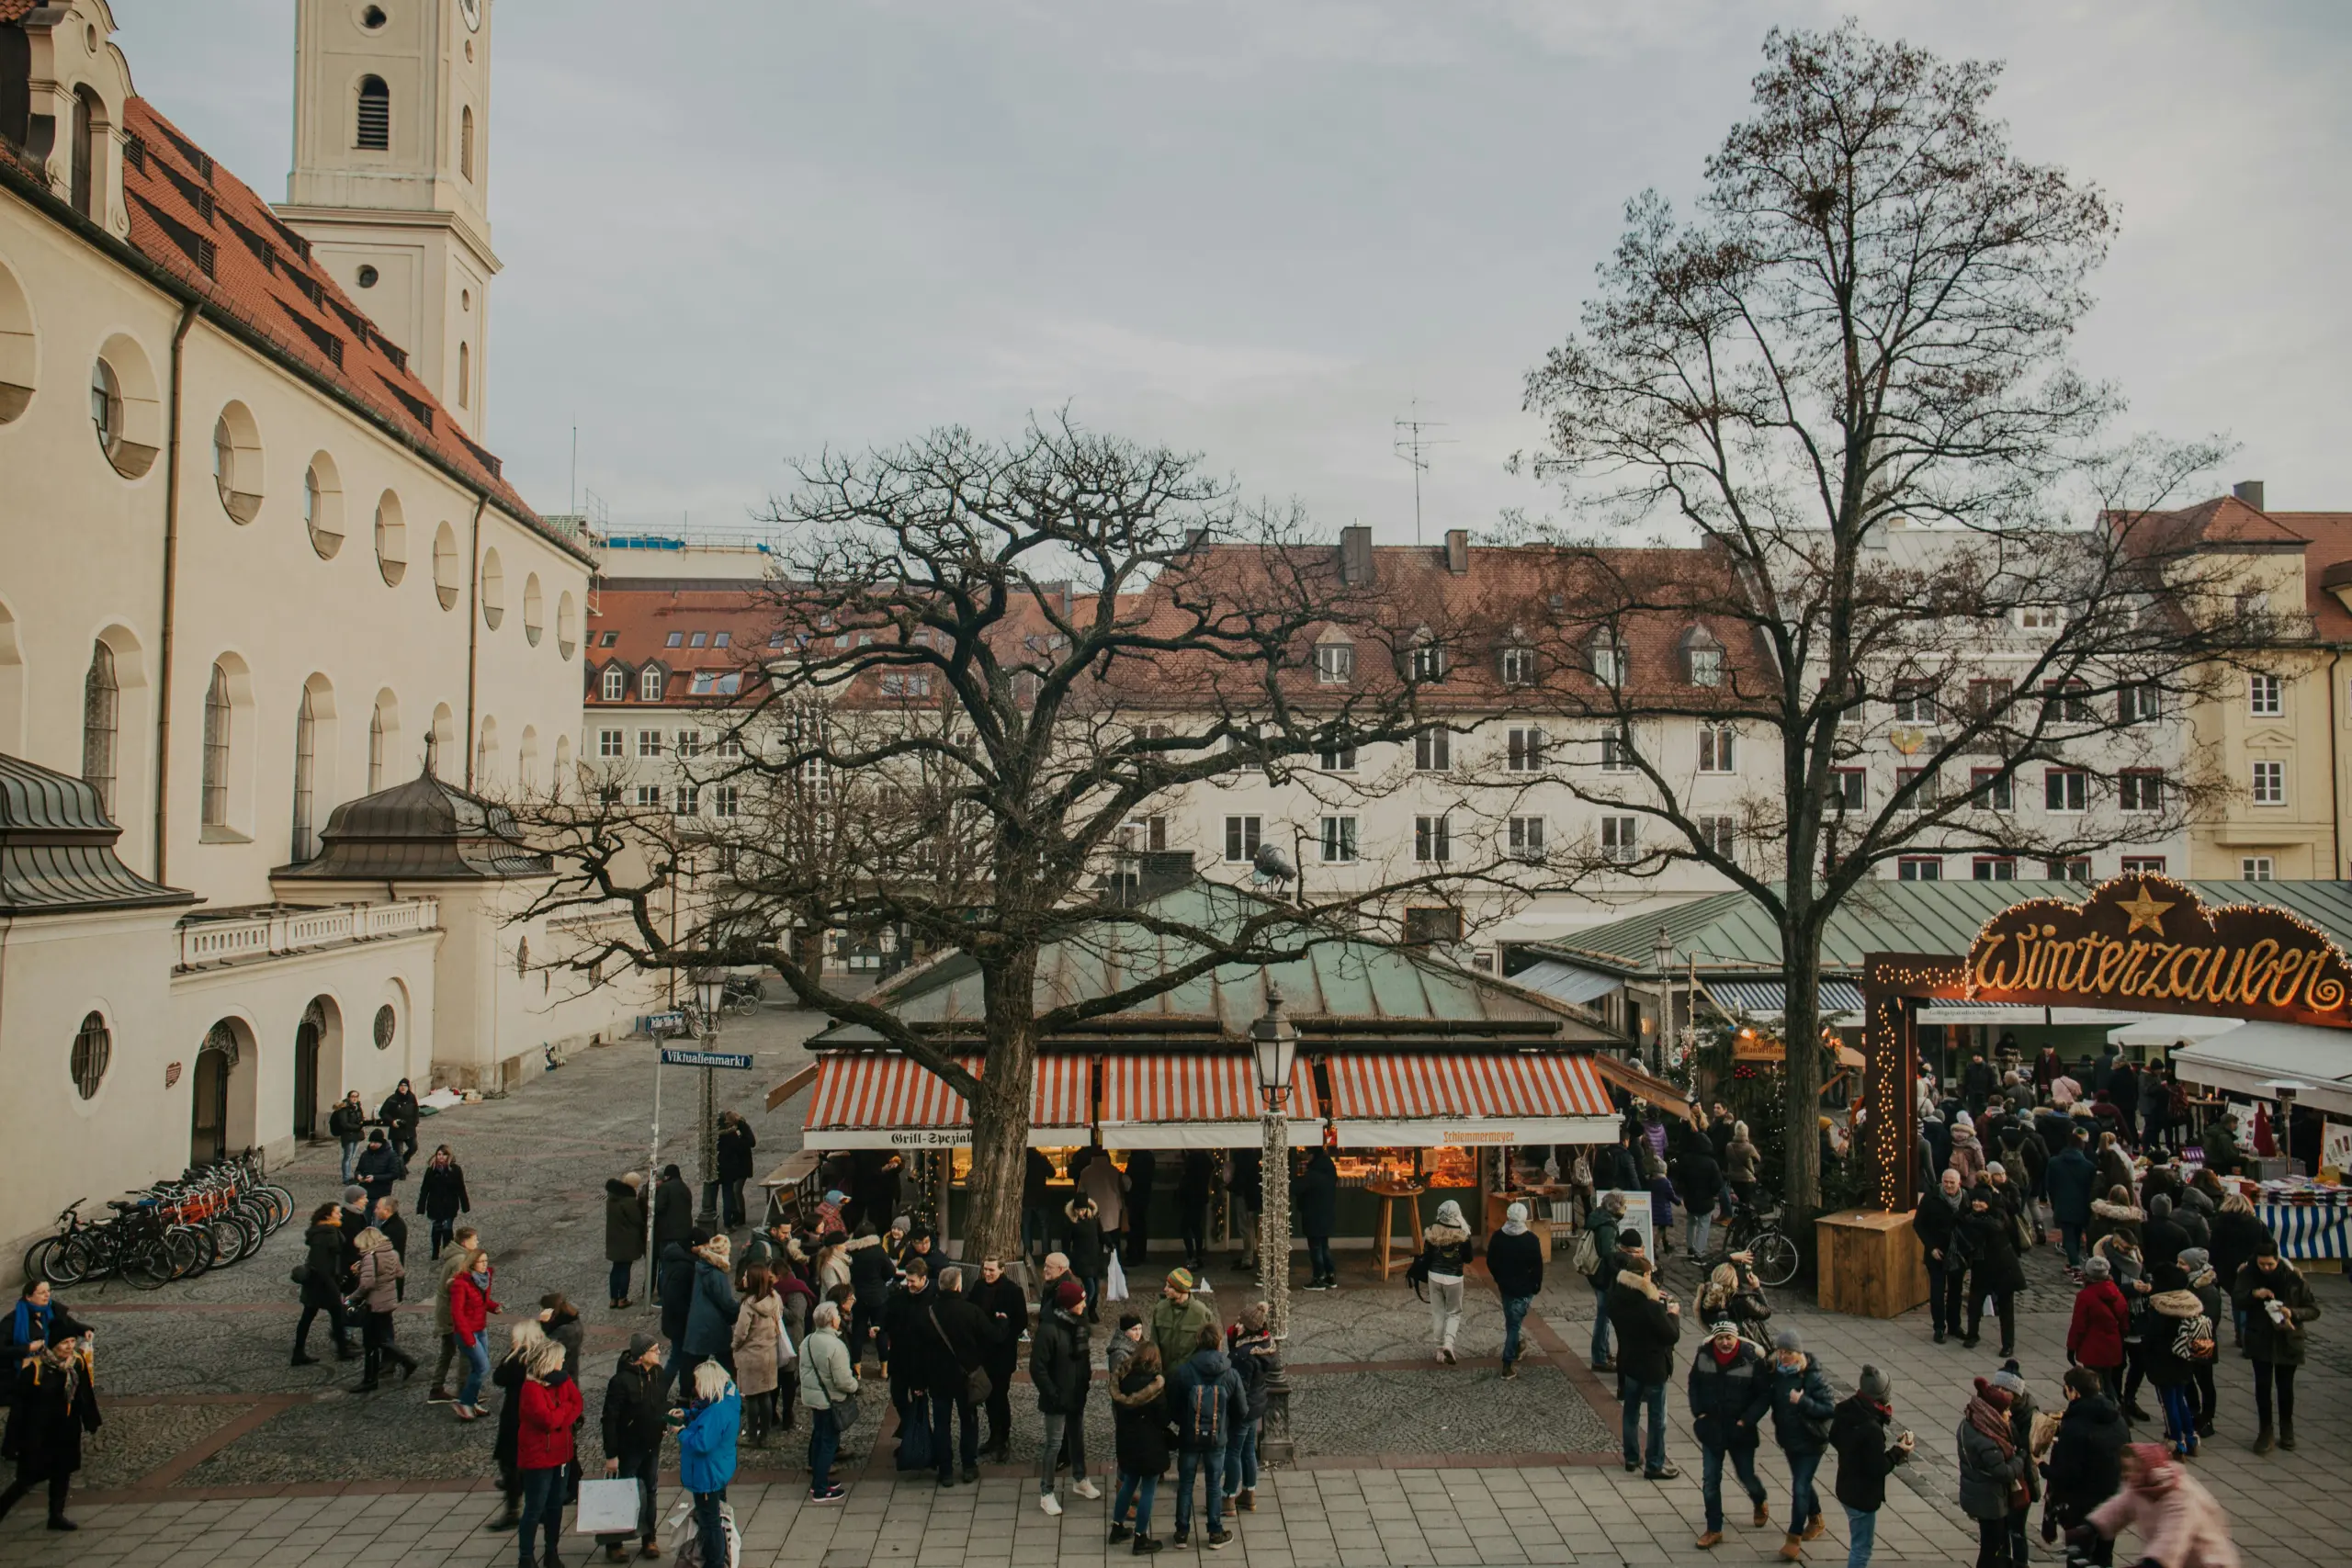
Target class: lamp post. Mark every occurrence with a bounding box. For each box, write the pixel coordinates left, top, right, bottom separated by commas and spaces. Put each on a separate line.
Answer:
693, 969, 725, 1221
1250, 982, 1299, 1466
1652, 927, 1675, 1075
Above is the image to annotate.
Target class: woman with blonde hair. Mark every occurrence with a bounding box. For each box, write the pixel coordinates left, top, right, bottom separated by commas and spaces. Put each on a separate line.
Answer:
1724, 1122, 1762, 1213
484, 1319, 548, 1529
679, 1358, 742, 1568
1694, 1261, 1771, 1344
514, 1337, 582, 1568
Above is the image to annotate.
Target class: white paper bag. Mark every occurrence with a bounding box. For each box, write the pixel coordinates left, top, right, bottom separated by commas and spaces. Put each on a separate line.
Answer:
574, 1478, 642, 1536
1104, 1250, 1128, 1303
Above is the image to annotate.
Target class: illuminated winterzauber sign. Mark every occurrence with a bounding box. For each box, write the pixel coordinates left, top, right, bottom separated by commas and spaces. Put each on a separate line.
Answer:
1965, 874, 2352, 1026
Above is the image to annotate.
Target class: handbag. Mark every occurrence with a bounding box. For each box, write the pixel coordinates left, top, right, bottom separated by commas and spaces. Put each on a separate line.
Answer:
927, 1304, 990, 1404
1104, 1251, 1129, 1303
829, 1391, 862, 1432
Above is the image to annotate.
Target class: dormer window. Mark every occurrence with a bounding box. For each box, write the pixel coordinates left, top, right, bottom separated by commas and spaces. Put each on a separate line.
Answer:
1315, 639, 1355, 685
1408, 632, 1446, 682
639, 666, 664, 702
1589, 630, 1628, 688
1498, 637, 1537, 688
1679, 625, 1723, 687
600, 667, 627, 702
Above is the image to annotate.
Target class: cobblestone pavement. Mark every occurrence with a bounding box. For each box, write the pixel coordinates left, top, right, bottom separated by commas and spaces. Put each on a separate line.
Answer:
6, 1014, 2347, 1564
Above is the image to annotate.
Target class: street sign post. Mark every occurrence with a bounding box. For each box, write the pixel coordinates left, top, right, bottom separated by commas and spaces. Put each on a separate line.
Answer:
659, 1049, 754, 1070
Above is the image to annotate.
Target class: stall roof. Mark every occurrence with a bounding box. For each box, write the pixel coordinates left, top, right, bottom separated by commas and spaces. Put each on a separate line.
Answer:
1702, 978, 1867, 1021
2171, 1022, 2352, 1118
1550, 880, 2352, 975
809, 883, 1617, 1049
1510, 958, 1626, 1008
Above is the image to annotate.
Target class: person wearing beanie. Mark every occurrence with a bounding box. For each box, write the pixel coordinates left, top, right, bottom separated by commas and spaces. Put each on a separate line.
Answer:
1957, 1179, 2024, 1357
1031, 1274, 1099, 1515
595, 1332, 669, 1562
1685, 1316, 1771, 1549
1148, 1269, 1217, 1383
2067, 1257, 2132, 1406
1956, 1376, 2029, 1567
2176, 1248, 2222, 1438
1830, 1364, 1913, 1567
2143, 1263, 2211, 1458
355, 1127, 407, 1205
2143, 1194, 2189, 1275
1487, 1201, 1545, 1379
1417, 1199, 1476, 1364
1767, 1328, 1835, 1559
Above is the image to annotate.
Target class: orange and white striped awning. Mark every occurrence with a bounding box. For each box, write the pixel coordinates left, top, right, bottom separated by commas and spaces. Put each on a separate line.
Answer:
802, 1054, 1093, 1150
1099, 1054, 1322, 1149
1322, 1052, 1619, 1147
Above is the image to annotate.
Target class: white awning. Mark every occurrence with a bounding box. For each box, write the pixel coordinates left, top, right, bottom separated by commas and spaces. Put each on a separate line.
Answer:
1915, 1005, 2145, 1026
2171, 1022, 2352, 1119
2107, 1015, 2245, 1048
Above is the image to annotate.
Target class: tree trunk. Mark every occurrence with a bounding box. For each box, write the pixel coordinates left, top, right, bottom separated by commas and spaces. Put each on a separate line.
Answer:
964, 952, 1038, 1261
1779, 922, 1826, 1258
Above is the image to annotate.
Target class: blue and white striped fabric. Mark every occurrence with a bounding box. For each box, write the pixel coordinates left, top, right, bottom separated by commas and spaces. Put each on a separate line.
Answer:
2259, 1201, 2351, 1261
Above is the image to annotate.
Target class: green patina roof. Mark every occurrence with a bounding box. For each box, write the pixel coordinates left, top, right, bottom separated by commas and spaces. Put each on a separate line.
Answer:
1557, 880, 2352, 976
813, 881, 1613, 1048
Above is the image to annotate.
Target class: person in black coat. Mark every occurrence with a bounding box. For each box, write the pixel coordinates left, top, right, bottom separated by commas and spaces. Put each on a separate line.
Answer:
416, 1145, 470, 1260
658, 1235, 702, 1354
595, 1335, 668, 1559
1913, 1169, 1968, 1344
1604, 1246, 1681, 1479
379, 1078, 422, 1161
2042, 1367, 2125, 1565
354, 1128, 407, 1204
1486, 1203, 1545, 1376
1023, 1148, 1055, 1260
1828, 1367, 1912, 1558
650, 1167, 695, 1303
1676, 1143, 1724, 1260
709, 1111, 758, 1229
1686, 1319, 1771, 1545
2140, 1194, 2189, 1276
1958, 1180, 2023, 1356
292, 1205, 355, 1365
1063, 1197, 1107, 1321
2045, 1135, 2098, 1269
968, 1256, 1030, 1461
1294, 1150, 1339, 1290
0, 1340, 101, 1530
1110, 1344, 1174, 1550
605, 1173, 648, 1308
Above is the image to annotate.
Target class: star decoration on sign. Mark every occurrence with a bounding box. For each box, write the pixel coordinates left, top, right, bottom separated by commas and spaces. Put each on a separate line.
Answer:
2117, 883, 2174, 936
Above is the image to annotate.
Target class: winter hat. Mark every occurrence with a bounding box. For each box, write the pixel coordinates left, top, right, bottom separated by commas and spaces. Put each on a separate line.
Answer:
2148, 1194, 2172, 1220
1052, 1277, 1087, 1312
1710, 1318, 1738, 1337
1985, 1161, 2006, 1176
367, 1127, 387, 1143
1506, 1201, 1530, 1226
1857, 1364, 1892, 1402
697, 1234, 732, 1267
1434, 1199, 1467, 1229
1954, 1111, 1974, 1130
889, 1214, 911, 1235
1166, 1267, 1196, 1292
619, 1171, 644, 1190
2084, 1257, 2112, 1281
342, 1185, 368, 1207
1990, 1368, 2027, 1397
1773, 1328, 1804, 1353
2177, 1247, 2211, 1277
1619, 1227, 1646, 1249
627, 1332, 661, 1358
1973, 1377, 2013, 1410
824, 1190, 846, 1205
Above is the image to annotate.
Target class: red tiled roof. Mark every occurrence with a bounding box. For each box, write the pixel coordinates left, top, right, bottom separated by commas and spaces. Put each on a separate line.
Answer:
2277, 513, 2352, 642
0, 2, 35, 23
584, 582, 775, 706
107, 99, 574, 557
2144, 494, 2309, 549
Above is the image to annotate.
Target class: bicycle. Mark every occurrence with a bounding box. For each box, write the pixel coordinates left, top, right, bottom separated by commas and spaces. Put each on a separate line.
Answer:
1697, 1201, 1802, 1288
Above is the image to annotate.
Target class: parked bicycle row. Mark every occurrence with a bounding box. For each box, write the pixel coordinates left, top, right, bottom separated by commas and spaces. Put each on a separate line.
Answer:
20, 1149, 294, 1292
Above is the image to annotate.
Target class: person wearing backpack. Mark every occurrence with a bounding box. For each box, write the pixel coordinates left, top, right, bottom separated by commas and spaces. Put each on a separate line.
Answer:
1415, 1200, 1476, 1364
1166, 1324, 1242, 1551
2143, 1265, 2210, 1459
1580, 1193, 1630, 1372
1766, 1329, 1835, 1561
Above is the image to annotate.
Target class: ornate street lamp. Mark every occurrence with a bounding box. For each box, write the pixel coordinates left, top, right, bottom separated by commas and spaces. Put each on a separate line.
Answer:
1652, 927, 1675, 1074
693, 968, 725, 1219
1250, 981, 1299, 1465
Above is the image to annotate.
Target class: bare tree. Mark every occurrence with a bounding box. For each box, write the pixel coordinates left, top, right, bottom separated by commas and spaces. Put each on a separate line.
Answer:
519, 418, 1492, 1258
1517, 22, 2234, 1233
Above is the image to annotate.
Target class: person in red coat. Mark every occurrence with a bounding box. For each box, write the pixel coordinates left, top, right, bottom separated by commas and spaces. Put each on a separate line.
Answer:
515, 1339, 584, 1568
2066, 1257, 2132, 1405
448, 1250, 502, 1419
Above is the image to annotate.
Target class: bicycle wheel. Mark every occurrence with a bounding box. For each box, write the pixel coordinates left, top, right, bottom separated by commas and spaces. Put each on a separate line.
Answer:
220, 1211, 263, 1264
1749, 1228, 1801, 1288
258, 1185, 296, 1232
177, 1224, 216, 1278
21, 1236, 68, 1288
123, 1236, 175, 1291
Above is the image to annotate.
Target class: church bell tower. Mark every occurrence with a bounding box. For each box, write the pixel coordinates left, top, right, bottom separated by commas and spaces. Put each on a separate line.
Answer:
276, 0, 498, 435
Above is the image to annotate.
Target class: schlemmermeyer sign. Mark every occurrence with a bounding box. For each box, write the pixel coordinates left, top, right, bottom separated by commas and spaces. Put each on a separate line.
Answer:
1965, 874, 2352, 1026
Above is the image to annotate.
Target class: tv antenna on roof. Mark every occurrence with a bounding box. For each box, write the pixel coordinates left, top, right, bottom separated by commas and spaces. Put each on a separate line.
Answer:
1393, 402, 1454, 547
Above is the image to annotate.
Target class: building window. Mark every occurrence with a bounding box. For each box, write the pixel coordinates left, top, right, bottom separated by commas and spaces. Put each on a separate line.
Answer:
1408, 642, 1446, 682
460, 104, 475, 179
689, 632, 708, 649
368, 700, 387, 792
598, 728, 623, 759
457, 342, 469, 409
81, 641, 119, 818
1415, 814, 1452, 863
89, 356, 122, 458
2251, 760, 2286, 806
673, 784, 700, 817
1696, 815, 1736, 858
2041, 679, 2095, 723
1499, 645, 1537, 687
639, 667, 663, 701
1895, 765, 1939, 809
1507, 728, 1547, 772
600, 631, 618, 648
1317, 745, 1357, 773
601, 667, 627, 701
1403, 907, 1462, 944
1969, 768, 2013, 811
200, 663, 232, 827
712, 785, 739, 818
637, 730, 662, 758
1319, 816, 1358, 863
1600, 730, 1634, 773
2119, 769, 2165, 814
1973, 857, 2017, 881
2249, 673, 2284, 716
716, 734, 741, 760
2120, 856, 2166, 875
356, 75, 390, 150
1964, 678, 2013, 718
1897, 856, 1942, 881
676, 730, 702, 759
665, 632, 684, 649
635, 784, 662, 809
372, 1005, 396, 1051
2119, 682, 2162, 724
1224, 816, 1261, 863
1831, 768, 1865, 813
1507, 816, 1544, 860
1590, 634, 1628, 688
290, 687, 317, 862
1892, 682, 1939, 725
1315, 642, 1354, 684
2048, 857, 2093, 882
2044, 767, 2086, 814
1414, 727, 1451, 772
2242, 856, 2274, 881
1600, 815, 1638, 863
71, 1011, 110, 1100
1680, 626, 1724, 688
2015, 605, 2061, 631
1697, 723, 1734, 773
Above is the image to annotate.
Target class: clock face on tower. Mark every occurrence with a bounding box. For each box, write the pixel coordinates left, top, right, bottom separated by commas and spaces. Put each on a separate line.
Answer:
459, 0, 481, 31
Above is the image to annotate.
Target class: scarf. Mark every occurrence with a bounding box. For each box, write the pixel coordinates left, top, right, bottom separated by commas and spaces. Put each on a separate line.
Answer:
1965, 1382, 2016, 1460
1710, 1339, 1741, 1367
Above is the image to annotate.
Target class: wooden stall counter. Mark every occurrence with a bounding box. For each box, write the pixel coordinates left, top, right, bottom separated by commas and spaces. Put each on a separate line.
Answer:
1368, 1180, 1427, 1280
1485, 1188, 1561, 1261
1815, 1209, 1928, 1318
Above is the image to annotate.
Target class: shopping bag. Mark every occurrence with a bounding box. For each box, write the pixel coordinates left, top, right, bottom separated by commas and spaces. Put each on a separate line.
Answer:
574, 1478, 641, 1536
1104, 1251, 1128, 1303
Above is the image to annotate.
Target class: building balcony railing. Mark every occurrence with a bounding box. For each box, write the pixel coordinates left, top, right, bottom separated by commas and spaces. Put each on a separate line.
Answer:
175, 898, 440, 972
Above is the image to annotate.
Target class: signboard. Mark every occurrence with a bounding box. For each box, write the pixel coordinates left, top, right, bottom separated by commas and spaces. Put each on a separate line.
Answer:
660, 1049, 755, 1070
1965, 875, 2352, 1027
1596, 1189, 1654, 1258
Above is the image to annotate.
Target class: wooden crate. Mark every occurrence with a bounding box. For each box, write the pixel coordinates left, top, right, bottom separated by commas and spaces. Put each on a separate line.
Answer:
1815, 1209, 1928, 1318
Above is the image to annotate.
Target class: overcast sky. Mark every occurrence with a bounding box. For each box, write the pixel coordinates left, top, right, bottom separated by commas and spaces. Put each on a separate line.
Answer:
113, 1, 2350, 539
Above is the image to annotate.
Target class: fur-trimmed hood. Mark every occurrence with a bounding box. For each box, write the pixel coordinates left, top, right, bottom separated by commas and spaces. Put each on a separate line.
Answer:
1110, 1371, 1165, 1410
1424, 1221, 1472, 1246
2091, 1199, 2144, 1224
1613, 1268, 1661, 1299
2150, 1289, 2206, 1320
842, 1233, 881, 1254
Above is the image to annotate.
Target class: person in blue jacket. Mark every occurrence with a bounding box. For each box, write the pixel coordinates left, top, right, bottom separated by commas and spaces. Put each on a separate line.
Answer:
674, 1359, 741, 1568
1767, 1327, 1837, 1557
680, 1235, 741, 1387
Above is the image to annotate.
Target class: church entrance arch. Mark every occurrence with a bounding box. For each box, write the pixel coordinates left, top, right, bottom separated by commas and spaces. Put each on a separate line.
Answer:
191, 1018, 257, 1166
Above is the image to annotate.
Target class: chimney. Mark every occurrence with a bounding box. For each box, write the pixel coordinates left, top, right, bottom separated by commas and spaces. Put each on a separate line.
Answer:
1339, 525, 1374, 585
2233, 479, 2267, 513
1182, 527, 1207, 554
1444, 528, 1469, 575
